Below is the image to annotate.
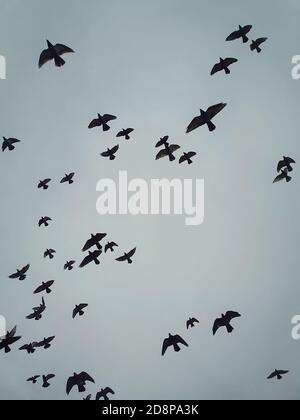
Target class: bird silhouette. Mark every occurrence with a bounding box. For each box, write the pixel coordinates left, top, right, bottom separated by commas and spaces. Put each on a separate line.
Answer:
277, 156, 295, 173
0, 326, 21, 353
186, 103, 227, 133
79, 250, 102, 268
36, 336, 55, 349
162, 333, 188, 356
105, 242, 118, 253
116, 247, 136, 264
34, 280, 54, 295
73, 304, 88, 319
66, 372, 95, 394
155, 136, 170, 148
82, 233, 107, 252
64, 260, 76, 271
38, 179, 51, 190
273, 168, 292, 184
42, 374, 55, 388
60, 172, 75, 184
213, 311, 241, 335
83, 394, 92, 400
116, 128, 134, 140
19, 342, 38, 354
186, 317, 199, 329
101, 145, 119, 160
88, 114, 117, 131
226, 25, 252, 43
2, 137, 20, 152
267, 370, 289, 380
179, 152, 197, 165
26, 297, 46, 321
39, 40, 74, 68
156, 143, 180, 162
9, 264, 30, 281
250, 37, 268, 53
96, 387, 115, 400
44, 249, 56, 259
211, 57, 238, 76
27, 376, 40, 384
38, 217, 52, 227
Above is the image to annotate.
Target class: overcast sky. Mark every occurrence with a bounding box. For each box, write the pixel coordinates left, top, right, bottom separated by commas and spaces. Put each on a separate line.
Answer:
0, 0, 300, 400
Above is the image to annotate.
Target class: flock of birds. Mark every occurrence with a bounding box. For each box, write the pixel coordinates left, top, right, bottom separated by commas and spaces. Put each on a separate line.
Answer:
0, 23, 296, 401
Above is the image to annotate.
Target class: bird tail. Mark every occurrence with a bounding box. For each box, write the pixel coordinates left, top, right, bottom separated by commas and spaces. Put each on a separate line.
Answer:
78, 384, 86, 393
43, 382, 50, 388
125, 135, 130, 140
44, 344, 50, 349
173, 343, 181, 352
54, 55, 65, 67
168, 154, 176, 162
226, 324, 234, 333
225, 67, 230, 74
128, 258, 133, 264
44, 185, 49, 190
287, 164, 293, 172
95, 259, 100, 265
109, 155, 116, 160
187, 159, 192, 165
19, 275, 26, 281
46, 288, 51, 293
242, 34, 249, 43
286, 175, 292, 183
256, 47, 262, 53
4, 345, 11, 353
207, 121, 216, 132
102, 123, 110, 132
277, 375, 282, 380
8, 144, 15, 151
79, 311, 84, 316
69, 180, 74, 184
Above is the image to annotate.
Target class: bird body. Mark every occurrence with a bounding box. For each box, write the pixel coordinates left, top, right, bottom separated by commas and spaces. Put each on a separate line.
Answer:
96, 387, 115, 400
2, 137, 20, 152
73, 304, 88, 318
36, 336, 55, 349
277, 156, 295, 173
273, 168, 292, 184
186, 103, 227, 133
38, 217, 52, 227
44, 249, 56, 259
39, 40, 74, 68
66, 372, 95, 394
117, 128, 134, 140
101, 145, 119, 160
250, 37, 268, 53
42, 374, 55, 387
105, 242, 118, 253
179, 152, 196, 165
156, 143, 180, 161
61, 172, 75, 184
267, 370, 289, 380
213, 311, 241, 335
9, 264, 30, 281
0, 326, 21, 353
211, 57, 238, 76
79, 250, 102, 268
89, 114, 117, 131
64, 260, 76, 270
38, 179, 51, 190
226, 25, 252, 43
116, 247, 136, 264
19, 342, 38, 354
82, 233, 106, 252
34, 280, 54, 295
162, 333, 188, 356
186, 317, 199, 329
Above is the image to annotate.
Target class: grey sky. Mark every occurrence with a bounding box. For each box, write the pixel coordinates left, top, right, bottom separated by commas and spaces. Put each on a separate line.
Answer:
0, 0, 299, 400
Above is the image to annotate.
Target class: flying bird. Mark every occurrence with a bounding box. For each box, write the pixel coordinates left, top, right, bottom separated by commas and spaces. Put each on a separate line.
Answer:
26, 297, 46, 321
60, 172, 75, 184
0, 326, 21, 353
38, 179, 51, 190
116, 128, 134, 140
267, 370, 289, 380
226, 25, 252, 43
82, 233, 107, 252
64, 260, 76, 271
42, 374, 55, 388
273, 168, 292, 184
79, 250, 102, 268
27, 376, 40, 384
155, 136, 169, 148
116, 247, 136, 264
211, 57, 238, 75
156, 144, 180, 162
19, 342, 38, 354
277, 156, 296, 173
105, 242, 118, 253
66, 372, 95, 394
162, 333, 189, 356
2, 137, 20, 152
34, 280, 54, 295
186, 103, 227, 133
39, 40, 74, 68
44, 249, 56, 259
73, 304, 88, 319
250, 37, 268, 53
101, 145, 119, 160
186, 317, 199, 329
213, 311, 241, 335
96, 387, 115, 401
88, 114, 117, 131
36, 336, 55, 349
179, 152, 197, 165
9, 264, 30, 281
38, 217, 52, 227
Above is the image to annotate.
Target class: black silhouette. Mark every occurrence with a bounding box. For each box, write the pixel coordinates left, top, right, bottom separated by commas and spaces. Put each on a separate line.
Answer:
64, 260, 76, 271
42, 374, 55, 388
83, 394, 92, 400
73, 304, 88, 319
60, 172, 75, 184
277, 157, 296, 173
38, 217, 52, 227
88, 114, 117, 131
156, 144, 180, 162
101, 145, 119, 160
82, 233, 107, 252
250, 37, 268, 53
155, 136, 169, 148
186, 317, 199, 329
0, 326, 21, 353
44, 249, 56, 259
79, 250, 102, 268
38, 179, 51, 190
27, 376, 40, 384
267, 370, 289, 380
66, 372, 95, 394
34, 280, 54, 295
117, 128, 134, 140
186, 103, 227, 133
96, 387, 115, 400
36, 336, 55, 349
116, 247, 136, 264
162, 333, 188, 356
39, 40, 74, 68
226, 25, 252, 43
9, 264, 30, 281
213, 311, 241, 335
105, 242, 118, 253
273, 169, 292, 184
26, 297, 46, 321
19, 342, 38, 354
211, 58, 238, 75
179, 152, 196, 165
2, 137, 20, 152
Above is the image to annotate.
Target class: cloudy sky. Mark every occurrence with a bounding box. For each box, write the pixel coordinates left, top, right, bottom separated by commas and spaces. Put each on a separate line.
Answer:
0, 0, 300, 400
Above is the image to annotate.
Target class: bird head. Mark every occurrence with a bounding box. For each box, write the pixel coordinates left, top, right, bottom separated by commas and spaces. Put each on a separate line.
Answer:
46, 40, 52, 48
200, 109, 205, 116
239, 25, 242, 29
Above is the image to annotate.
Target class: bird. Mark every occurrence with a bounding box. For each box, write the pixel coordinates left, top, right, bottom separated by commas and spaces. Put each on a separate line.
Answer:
83, 394, 92, 400
162, 333, 189, 356
250, 37, 268, 53
73, 304, 88, 319
116, 247, 136, 264
19, 342, 38, 354
2, 137, 20, 152
186, 103, 227, 133
213, 311, 241, 335
39, 40, 74, 68
60, 172, 75, 184
44, 249, 56, 259
267, 370, 289, 380
277, 156, 296, 173
42, 374, 55, 388
155, 136, 169, 148
38, 179, 51, 190
179, 152, 197, 165
88, 114, 117, 131
79, 250, 102, 268
27, 376, 40, 384
66, 372, 95, 394
273, 168, 292, 184
9, 264, 30, 281
186, 317, 199, 329
116, 128, 134, 140
105, 242, 118, 253
82, 233, 107, 252
0, 326, 22, 353
34, 280, 54, 295
211, 57, 238, 76
26, 297, 46, 321
101, 145, 119, 160
64, 260, 76, 271
156, 144, 180, 162
226, 25, 252, 43
36, 336, 55, 349
96, 387, 115, 400
38, 217, 52, 227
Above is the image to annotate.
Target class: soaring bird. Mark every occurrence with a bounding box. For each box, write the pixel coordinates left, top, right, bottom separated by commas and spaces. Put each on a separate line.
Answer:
211, 57, 238, 76
0, 326, 22, 353
9, 264, 30, 281
277, 156, 296, 173
44, 249, 56, 260
26, 297, 46, 321
38, 179, 51, 190
88, 114, 117, 131
213, 311, 241, 335
250, 37, 268, 53
60, 172, 75, 184
186, 317, 199, 329
101, 145, 119, 160
156, 144, 180, 162
186, 103, 227, 133
96, 387, 115, 400
42, 374, 55, 388
273, 168, 292, 184
34, 280, 54, 295
79, 250, 102, 268
116, 128, 134, 140
27, 376, 40, 384
64, 260, 76, 271
155, 136, 169, 148
105, 242, 118, 253
82, 233, 107, 252
267, 370, 289, 380
39, 40, 74, 68
38, 217, 52, 227
226, 25, 252, 43
116, 248, 136, 264
19, 342, 38, 354
162, 333, 189, 356
2, 137, 20, 152
36, 336, 55, 349
66, 372, 95, 394
179, 152, 197, 165
73, 304, 88, 319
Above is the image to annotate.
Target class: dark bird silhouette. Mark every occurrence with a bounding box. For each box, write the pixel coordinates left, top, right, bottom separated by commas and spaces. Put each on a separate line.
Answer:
277, 156, 296, 173
116, 247, 136, 264
27, 376, 40, 384
250, 37, 268, 53
38, 217, 52, 227
162, 333, 188, 356
186, 317, 199, 329
213, 311, 241, 335
2, 137, 20, 152
179, 152, 197, 165
88, 114, 117, 131
226, 25, 252, 43
83, 394, 92, 400
66, 372, 95, 394
34, 280, 54, 295
9, 264, 30, 281
82, 233, 107, 252
36, 336, 55, 349
267, 370, 289, 380
38, 179, 51, 190
105, 242, 118, 253
0, 326, 22, 353
156, 143, 180, 162
42, 374, 55, 388
273, 168, 292, 184
79, 250, 102, 268
60, 172, 75, 184
44, 249, 56, 259
211, 57, 238, 75
117, 128, 134, 140
73, 304, 88, 319
39, 40, 74, 68
96, 387, 115, 400
64, 260, 76, 271
19, 342, 38, 354
101, 145, 119, 160
186, 103, 227, 133
155, 136, 169, 148
26, 297, 46, 321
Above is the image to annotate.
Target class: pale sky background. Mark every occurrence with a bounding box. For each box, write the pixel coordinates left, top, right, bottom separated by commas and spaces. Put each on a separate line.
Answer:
0, 0, 300, 400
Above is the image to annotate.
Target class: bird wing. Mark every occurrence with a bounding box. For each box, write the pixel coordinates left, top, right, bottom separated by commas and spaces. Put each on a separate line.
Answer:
277, 370, 289, 375
101, 150, 110, 157
82, 237, 96, 252
19, 344, 29, 351
285, 157, 295, 164
88, 118, 101, 129
191, 317, 199, 323
156, 149, 170, 160
174, 335, 188, 347
223, 57, 238, 66
212, 318, 222, 335
206, 103, 227, 120
187, 152, 196, 159
45, 374, 55, 381
226, 29, 241, 41
20, 264, 30, 275
168, 144, 180, 153
127, 248, 136, 258
72, 307, 78, 318
66, 376, 76, 394
155, 136, 169, 147
179, 155, 186, 164
9, 271, 20, 279
273, 172, 285, 183
267, 371, 277, 379
161, 337, 171, 356
39, 49, 54, 68
225, 311, 241, 322
54, 44, 75, 56
111, 145, 119, 154
103, 114, 117, 123
45, 280, 55, 287
210, 62, 222, 75
78, 303, 88, 310
256, 37, 268, 45
116, 254, 127, 262
34, 284, 45, 294
186, 116, 204, 133
116, 130, 125, 137
104, 387, 115, 395
277, 159, 285, 172
8, 326, 17, 338
79, 372, 95, 383
79, 254, 92, 268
